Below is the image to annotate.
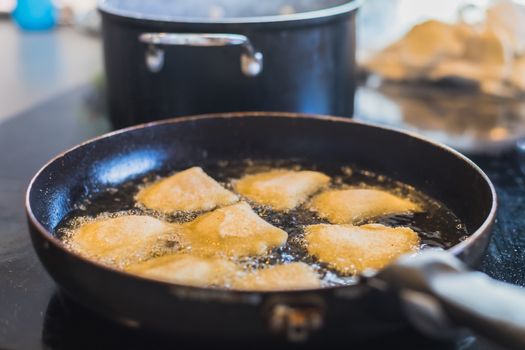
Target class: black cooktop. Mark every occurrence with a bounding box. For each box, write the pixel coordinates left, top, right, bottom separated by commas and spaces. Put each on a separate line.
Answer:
0, 85, 523, 350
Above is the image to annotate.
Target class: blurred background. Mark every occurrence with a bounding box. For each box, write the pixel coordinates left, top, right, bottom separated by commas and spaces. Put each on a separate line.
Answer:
0, 0, 100, 121
358, 0, 525, 154
1, 0, 524, 155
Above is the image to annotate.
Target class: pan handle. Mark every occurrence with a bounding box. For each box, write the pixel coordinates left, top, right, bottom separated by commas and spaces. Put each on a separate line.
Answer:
372, 251, 525, 349
138, 33, 263, 76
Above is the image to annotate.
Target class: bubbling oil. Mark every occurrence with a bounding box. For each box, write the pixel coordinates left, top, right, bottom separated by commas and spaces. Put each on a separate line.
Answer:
56, 159, 468, 288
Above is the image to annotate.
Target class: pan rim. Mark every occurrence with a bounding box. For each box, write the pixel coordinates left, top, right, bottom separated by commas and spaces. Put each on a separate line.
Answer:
25, 111, 498, 296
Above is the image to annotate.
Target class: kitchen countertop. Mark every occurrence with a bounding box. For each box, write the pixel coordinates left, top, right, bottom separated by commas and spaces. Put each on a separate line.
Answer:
0, 19, 102, 123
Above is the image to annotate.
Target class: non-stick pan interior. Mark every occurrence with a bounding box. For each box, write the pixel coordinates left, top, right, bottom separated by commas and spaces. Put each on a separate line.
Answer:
99, 0, 353, 22
28, 114, 494, 256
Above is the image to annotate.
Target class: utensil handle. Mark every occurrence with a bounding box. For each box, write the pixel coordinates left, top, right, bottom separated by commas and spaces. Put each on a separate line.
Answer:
374, 251, 525, 349
138, 33, 263, 76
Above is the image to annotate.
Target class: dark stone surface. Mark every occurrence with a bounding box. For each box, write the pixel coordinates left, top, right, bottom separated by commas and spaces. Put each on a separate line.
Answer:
475, 152, 525, 286
0, 85, 522, 349
0, 86, 109, 350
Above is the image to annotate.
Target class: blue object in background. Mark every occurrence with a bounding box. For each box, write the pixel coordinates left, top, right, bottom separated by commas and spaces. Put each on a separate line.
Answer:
12, 0, 57, 31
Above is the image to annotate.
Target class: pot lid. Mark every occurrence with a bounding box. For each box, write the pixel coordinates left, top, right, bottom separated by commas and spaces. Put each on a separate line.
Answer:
98, 0, 360, 24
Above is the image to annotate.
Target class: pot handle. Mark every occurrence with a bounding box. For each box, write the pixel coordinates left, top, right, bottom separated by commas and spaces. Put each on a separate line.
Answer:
372, 251, 525, 349
138, 33, 263, 77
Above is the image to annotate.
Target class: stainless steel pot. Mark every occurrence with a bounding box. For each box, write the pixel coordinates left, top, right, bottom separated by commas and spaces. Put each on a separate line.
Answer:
98, 0, 360, 128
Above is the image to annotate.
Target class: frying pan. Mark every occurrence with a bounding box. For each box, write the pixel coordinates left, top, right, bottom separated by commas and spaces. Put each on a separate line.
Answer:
25, 113, 525, 348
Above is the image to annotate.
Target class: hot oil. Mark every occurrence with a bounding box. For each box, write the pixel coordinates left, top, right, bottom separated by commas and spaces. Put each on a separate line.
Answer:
56, 159, 468, 288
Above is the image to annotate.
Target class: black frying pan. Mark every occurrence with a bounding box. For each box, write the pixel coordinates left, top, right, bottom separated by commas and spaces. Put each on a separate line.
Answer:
25, 113, 524, 348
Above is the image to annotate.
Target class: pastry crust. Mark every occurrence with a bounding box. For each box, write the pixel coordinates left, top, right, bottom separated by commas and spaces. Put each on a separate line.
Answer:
182, 202, 288, 258
136, 167, 238, 213
235, 170, 330, 211
67, 215, 180, 267
126, 253, 240, 288
304, 224, 420, 275
233, 262, 321, 291
309, 188, 420, 224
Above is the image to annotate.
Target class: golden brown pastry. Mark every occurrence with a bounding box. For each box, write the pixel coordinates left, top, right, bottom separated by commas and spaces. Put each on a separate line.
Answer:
136, 167, 238, 213
182, 202, 288, 258
233, 262, 321, 291
126, 253, 240, 288
67, 215, 181, 267
309, 188, 420, 224
234, 169, 330, 211
304, 224, 420, 275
